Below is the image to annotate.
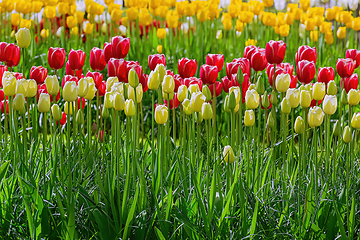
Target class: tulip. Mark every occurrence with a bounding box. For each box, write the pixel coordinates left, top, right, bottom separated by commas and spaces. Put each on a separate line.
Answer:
336, 58, 356, 78
325, 32, 334, 45
341, 89, 348, 105
251, 48, 268, 72
200, 64, 218, 85
295, 45, 317, 64
275, 73, 291, 92
128, 85, 143, 103
190, 92, 206, 112
265, 40, 286, 64
322, 95, 337, 115
229, 86, 241, 104
63, 81, 78, 102
286, 88, 300, 108
157, 45, 162, 54
182, 99, 193, 115
227, 58, 251, 79
343, 126, 352, 143
297, 60, 316, 84
68, 49, 85, 72
27, 79, 37, 98
3, 72, 17, 96
84, 83, 97, 100
30, 66, 48, 84
64, 101, 75, 115
78, 78, 89, 97
351, 112, 360, 129
104, 92, 114, 109
294, 116, 305, 134
111, 36, 130, 59
48, 47, 66, 70
317, 67, 335, 84
177, 85, 188, 102
281, 97, 291, 114
113, 92, 125, 111
337, 27, 346, 39
148, 70, 160, 90
244, 45, 258, 61
162, 75, 175, 93
206, 54, 224, 71
201, 102, 213, 120
148, 54, 166, 71
107, 58, 126, 82
346, 49, 360, 69
300, 90, 311, 108
45, 75, 60, 96
38, 93, 50, 113
228, 92, 236, 111
15, 28, 31, 48
124, 99, 136, 117
155, 105, 168, 124
52, 104, 62, 121
189, 84, 200, 94
128, 68, 140, 88
341, 74, 358, 93
347, 89, 360, 105
308, 106, 324, 128
223, 145, 235, 163
245, 89, 260, 109
312, 82, 326, 101
15, 79, 28, 96
244, 110, 255, 127
90, 47, 106, 72
333, 120, 341, 137
4, 43, 20, 67
178, 58, 197, 78
327, 81, 337, 95
157, 28, 167, 39
12, 93, 25, 111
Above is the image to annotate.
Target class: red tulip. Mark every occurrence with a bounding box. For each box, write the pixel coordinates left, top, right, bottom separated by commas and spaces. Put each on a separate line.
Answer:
208, 81, 222, 96
14, 72, 23, 80
261, 95, 272, 109
251, 48, 268, 72
310, 99, 323, 107
37, 83, 61, 102
86, 71, 103, 89
148, 54, 166, 71
1, 100, 9, 114
266, 63, 294, 87
90, 47, 106, 71
290, 75, 297, 88
77, 97, 86, 109
0, 65, 8, 87
0, 42, 7, 62
61, 75, 78, 88
127, 64, 143, 83
317, 67, 335, 84
221, 76, 231, 93
341, 74, 358, 93
345, 49, 360, 68
336, 58, 356, 78
97, 130, 104, 143
68, 49, 85, 71
167, 70, 175, 76
48, 47, 66, 70
111, 36, 130, 59
226, 60, 250, 79
164, 94, 180, 109
98, 81, 106, 96
5, 43, 20, 67
30, 66, 48, 84
183, 77, 203, 90
56, 112, 67, 126
103, 42, 113, 63
295, 45, 317, 64
66, 61, 83, 79
232, 58, 251, 75
0, 89, 5, 101
139, 73, 148, 92
174, 75, 182, 92
206, 54, 224, 71
243, 45, 259, 62
265, 40, 286, 64
297, 60, 316, 84
200, 64, 218, 85
107, 58, 127, 82
178, 58, 197, 78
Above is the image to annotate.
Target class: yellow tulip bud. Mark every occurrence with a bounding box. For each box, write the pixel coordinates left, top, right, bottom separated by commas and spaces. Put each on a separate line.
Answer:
111, 8, 123, 22
286, 88, 300, 108
343, 126, 352, 143
78, 78, 89, 97
104, 92, 114, 109
41, 29, 50, 39
84, 22, 94, 34
128, 85, 143, 103
305, 18, 316, 31
155, 105, 168, 124
16, 28, 31, 48
63, 81, 78, 102
351, 112, 360, 129
245, 89, 260, 109
126, 7, 138, 21
300, 90, 311, 108
325, 31, 334, 45
124, 99, 136, 117
38, 93, 51, 113
190, 92, 206, 112
157, 28, 167, 39
12, 93, 25, 111
281, 97, 291, 114
308, 106, 324, 128
113, 92, 125, 111
353, 17, 360, 31
347, 89, 360, 105
322, 95, 337, 115
177, 85, 188, 103
223, 145, 235, 164
148, 70, 160, 90
84, 83, 97, 100
337, 27, 346, 39
310, 30, 319, 42
128, 68, 139, 88
75, 11, 85, 23
275, 73, 291, 93
312, 82, 325, 101
66, 16, 77, 29
162, 75, 175, 93
11, 13, 21, 26
285, 12, 294, 25
182, 99, 193, 115
201, 102, 213, 120
27, 79, 37, 98
44, 6, 56, 19
52, 104, 62, 121
3, 72, 17, 96
45, 75, 60, 96
244, 109, 255, 127
327, 81, 337, 95
294, 116, 305, 134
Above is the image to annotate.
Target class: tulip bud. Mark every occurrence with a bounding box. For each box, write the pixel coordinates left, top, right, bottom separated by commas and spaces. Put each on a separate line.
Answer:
229, 86, 241, 104
270, 90, 278, 105
162, 75, 175, 94
281, 97, 291, 114
15, 28, 31, 48
351, 112, 360, 129
182, 99, 193, 115
333, 120, 341, 137
245, 89, 260, 109
322, 95, 337, 115
308, 106, 324, 128
256, 76, 265, 95
237, 66, 244, 85
13, 93, 25, 111
45, 75, 60, 96
124, 99, 136, 117
341, 89, 348, 104
343, 126, 352, 143
267, 110, 275, 129
148, 70, 160, 90
155, 105, 168, 124
76, 110, 84, 124
128, 68, 139, 88
224, 95, 231, 113
38, 93, 50, 113
104, 92, 114, 109
262, 91, 270, 109
189, 84, 200, 94
286, 88, 300, 108
202, 85, 212, 102
276, 73, 291, 93
248, 84, 256, 91
244, 109, 256, 127
327, 80, 337, 95
128, 85, 143, 103
229, 91, 236, 111
223, 145, 235, 164
102, 106, 109, 119
177, 85, 188, 102
294, 116, 305, 134
27, 79, 37, 98
52, 104, 62, 121
299, 85, 306, 91
63, 81, 78, 102
113, 92, 125, 111
92, 122, 98, 133
106, 76, 119, 92
190, 92, 206, 112
347, 89, 360, 105
200, 102, 212, 120
155, 64, 166, 83
3, 72, 17, 96
78, 78, 89, 97
312, 82, 326, 101
300, 90, 311, 108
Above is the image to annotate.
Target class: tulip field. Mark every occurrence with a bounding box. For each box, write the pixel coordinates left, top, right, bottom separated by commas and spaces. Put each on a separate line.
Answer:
2, 0, 360, 239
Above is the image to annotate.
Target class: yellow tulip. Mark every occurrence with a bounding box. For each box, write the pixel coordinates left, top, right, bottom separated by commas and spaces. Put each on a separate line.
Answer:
57, 2, 69, 15
348, 89, 360, 105
41, 29, 49, 38
300, 90, 311, 108
64, 101, 75, 115
128, 85, 143, 103
63, 81, 78, 102
157, 45, 162, 54
84, 22, 94, 34
177, 85, 188, 103
245, 39, 257, 46
11, 13, 21, 26
20, 19, 33, 29
281, 97, 291, 114
45, 75, 60, 96
111, 8, 122, 22
126, 7, 138, 21
75, 11, 85, 23
104, 92, 114, 109
325, 31, 334, 44
182, 99, 193, 115
52, 104, 62, 121
286, 88, 300, 108
155, 105, 168, 124
263, 0, 273, 8
201, 102, 213, 120
353, 17, 360, 31
189, 84, 200, 95
294, 116, 305, 134
351, 113, 360, 129
66, 16, 77, 29
308, 106, 324, 128
162, 75, 175, 94
305, 18, 316, 31
113, 92, 125, 111
312, 82, 325, 100
139, 8, 152, 26
299, 0, 310, 12
3, 72, 17, 96
38, 93, 51, 113
12, 93, 25, 111
275, 73, 291, 93
245, 89, 260, 109
229, 86, 241, 104
78, 78, 89, 98
44, 6, 56, 19
343, 126, 352, 143
285, 12, 294, 25
337, 27, 346, 39
16, 79, 28, 96
223, 145, 235, 164
147, 70, 160, 91
325, 8, 335, 21
322, 95, 337, 115
84, 83, 97, 100
244, 110, 255, 127
27, 79, 37, 97
157, 28, 167, 39
190, 92, 206, 112
197, 8, 208, 22
124, 99, 136, 117
320, 21, 332, 34
279, 24, 290, 37
166, 10, 179, 29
